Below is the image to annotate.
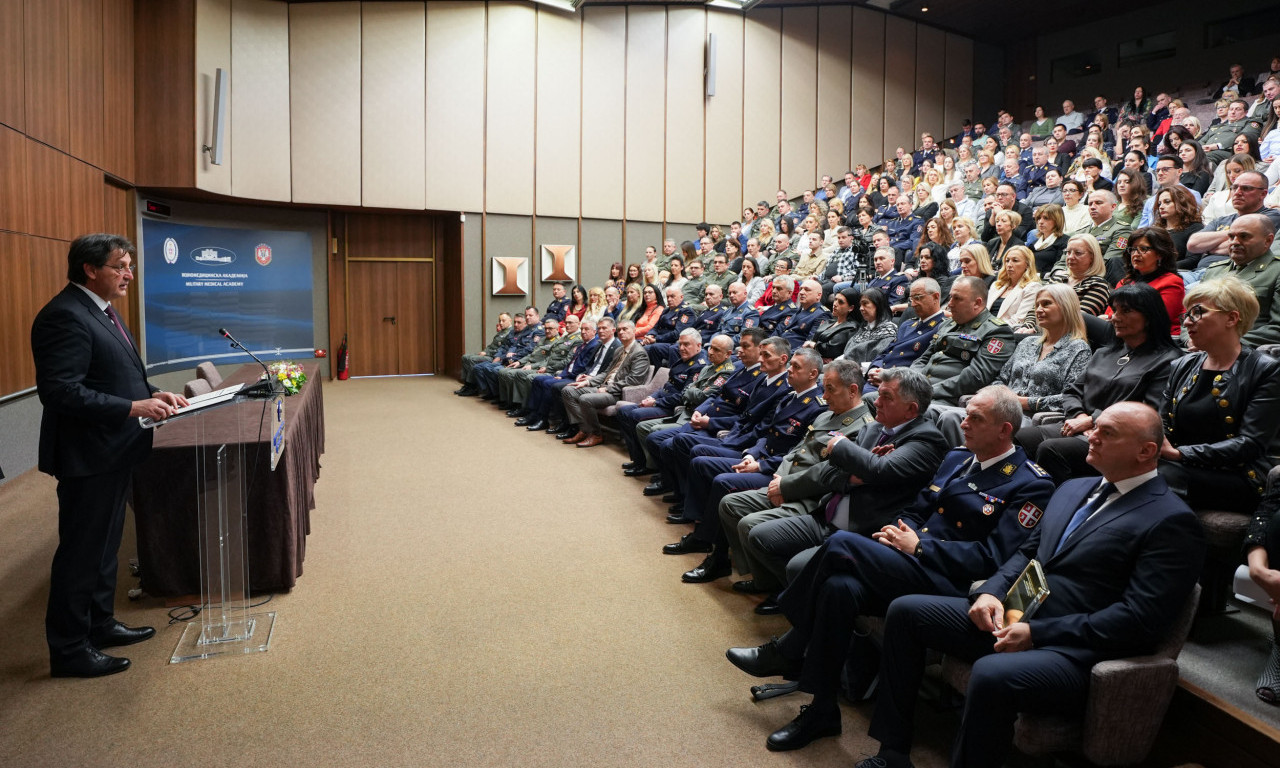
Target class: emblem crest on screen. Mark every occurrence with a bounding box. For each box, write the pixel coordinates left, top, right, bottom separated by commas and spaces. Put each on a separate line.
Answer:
163, 237, 179, 264
190, 247, 236, 265
255, 243, 272, 266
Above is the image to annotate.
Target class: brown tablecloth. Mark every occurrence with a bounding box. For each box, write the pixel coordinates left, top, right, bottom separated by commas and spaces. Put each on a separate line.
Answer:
132, 363, 325, 597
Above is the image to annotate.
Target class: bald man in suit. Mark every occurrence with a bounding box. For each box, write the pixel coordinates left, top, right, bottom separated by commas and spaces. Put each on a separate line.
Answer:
32, 233, 187, 678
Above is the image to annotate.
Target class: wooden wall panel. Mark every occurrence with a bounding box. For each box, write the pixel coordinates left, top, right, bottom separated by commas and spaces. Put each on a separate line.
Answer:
346, 212, 433, 260
103, 181, 131, 236
69, 159, 104, 239
102, 0, 135, 181
135, 0, 195, 189
23, 0, 70, 151
578, 6, 625, 220
0, 0, 24, 131
882, 15, 916, 165
424, 1, 483, 212
68, 0, 105, 168
815, 4, 851, 186
664, 6, 704, 222
0, 233, 32, 395
779, 6, 817, 198
485, 2, 536, 216
704, 9, 743, 225
944, 34, 975, 144
25, 138, 71, 241
849, 7, 884, 168
0, 125, 28, 233
195, 0, 231, 194
914, 24, 946, 155
534, 8, 581, 219
741, 9, 781, 210
289, 1, 361, 206
230, 0, 291, 201
623, 5, 665, 223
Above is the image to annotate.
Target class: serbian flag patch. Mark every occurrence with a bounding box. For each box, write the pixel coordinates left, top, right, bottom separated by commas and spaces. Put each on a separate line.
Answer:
1017, 502, 1043, 529
986, 339, 1004, 354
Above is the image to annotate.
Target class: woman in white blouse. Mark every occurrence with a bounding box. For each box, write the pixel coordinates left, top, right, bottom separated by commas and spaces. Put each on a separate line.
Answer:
986, 245, 1041, 327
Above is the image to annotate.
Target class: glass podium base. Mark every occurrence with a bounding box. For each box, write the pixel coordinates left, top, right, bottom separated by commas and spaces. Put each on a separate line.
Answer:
170, 611, 277, 664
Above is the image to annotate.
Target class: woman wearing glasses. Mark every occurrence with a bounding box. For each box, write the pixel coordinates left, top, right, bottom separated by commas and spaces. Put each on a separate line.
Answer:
1110, 227, 1185, 336
1160, 276, 1280, 513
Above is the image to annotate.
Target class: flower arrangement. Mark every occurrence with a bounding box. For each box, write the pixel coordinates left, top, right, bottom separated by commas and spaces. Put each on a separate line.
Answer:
264, 361, 307, 395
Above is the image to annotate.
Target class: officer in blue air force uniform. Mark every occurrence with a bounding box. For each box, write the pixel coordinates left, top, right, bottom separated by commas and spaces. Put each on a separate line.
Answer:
616, 328, 709, 466
720, 283, 761, 344
690, 284, 730, 344
781, 279, 832, 349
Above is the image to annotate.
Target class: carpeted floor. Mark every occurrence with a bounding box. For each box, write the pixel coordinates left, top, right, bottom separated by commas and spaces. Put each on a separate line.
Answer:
0, 376, 973, 768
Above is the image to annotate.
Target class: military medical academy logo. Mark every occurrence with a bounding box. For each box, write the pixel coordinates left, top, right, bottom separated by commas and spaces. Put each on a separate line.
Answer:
254, 243, 272, 266
159, 238, 272, 267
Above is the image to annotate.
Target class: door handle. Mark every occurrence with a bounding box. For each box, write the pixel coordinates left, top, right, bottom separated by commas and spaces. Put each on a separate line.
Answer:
383, 316, 397, 325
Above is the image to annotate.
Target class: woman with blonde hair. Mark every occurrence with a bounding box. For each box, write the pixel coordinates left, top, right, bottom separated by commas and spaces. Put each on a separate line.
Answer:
988, 245, 1041, 327
948, 216, 982, 272
581, 286, 609, 325
956, 243, 996, 288
617, 282, 645, 324
1029, 203, 1067, 275
1044, 234, 1111, 316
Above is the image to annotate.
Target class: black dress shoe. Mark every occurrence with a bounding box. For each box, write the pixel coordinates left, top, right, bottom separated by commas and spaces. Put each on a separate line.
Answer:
754, 596, 782, 615
623, 466, 652, 477
725, 637, 802, 679
556, 429, 577, 440
666, 513, 695, 524
766, 704, 842, 751
682, 554, 731, 582
543, 422, 560, 433
525, 419, 547, 431
90, 622, 156, 648
642, 482, 667, 497
732, 579, 768, 594
662, 534, 713, 555
514, 417, 532, 427
455, 387, 478, 397
661, 493, 682, 504
50, 648, 131, 678
505, 408, 522, 417
622, 461, 640, 470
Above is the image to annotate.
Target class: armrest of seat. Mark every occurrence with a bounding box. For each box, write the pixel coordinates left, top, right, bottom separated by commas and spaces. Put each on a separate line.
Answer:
1080, 656, 1179, 765
1031, 411, 1065, 426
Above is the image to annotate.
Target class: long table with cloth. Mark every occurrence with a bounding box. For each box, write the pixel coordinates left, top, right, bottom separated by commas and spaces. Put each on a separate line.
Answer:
131, 363, 325, 598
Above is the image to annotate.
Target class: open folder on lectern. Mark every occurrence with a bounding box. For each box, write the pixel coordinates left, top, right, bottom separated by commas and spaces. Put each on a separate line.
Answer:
138, 383, 245, 429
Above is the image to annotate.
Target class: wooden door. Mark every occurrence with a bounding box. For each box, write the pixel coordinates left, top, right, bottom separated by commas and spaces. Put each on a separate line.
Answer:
347, 261, 400, 376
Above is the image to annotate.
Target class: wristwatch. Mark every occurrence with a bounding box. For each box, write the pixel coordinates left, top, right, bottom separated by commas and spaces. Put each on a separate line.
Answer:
914, 541, 924, 558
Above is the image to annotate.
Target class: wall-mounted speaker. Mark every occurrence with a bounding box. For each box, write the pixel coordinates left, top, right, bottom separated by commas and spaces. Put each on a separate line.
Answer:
208, 67, 228, 166
705, 33, 717, 98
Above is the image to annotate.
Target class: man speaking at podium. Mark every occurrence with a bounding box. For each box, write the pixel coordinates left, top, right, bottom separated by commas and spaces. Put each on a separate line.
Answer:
31, 233, 187, 678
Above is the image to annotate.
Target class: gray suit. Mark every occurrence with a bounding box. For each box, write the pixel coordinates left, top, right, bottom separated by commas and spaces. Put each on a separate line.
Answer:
561, 340, 651, 434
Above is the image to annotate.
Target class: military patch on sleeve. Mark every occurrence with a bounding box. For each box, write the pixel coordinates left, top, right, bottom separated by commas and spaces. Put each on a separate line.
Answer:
1017, 502, 1043, 529
893, 285, 906, 298
1113, 235, 1128, 251
681, 314, 691, 324
1027, 461, 1050, 478
744, 318, 756, 327
986, 339, 1005, 354
713, 375, 728, 386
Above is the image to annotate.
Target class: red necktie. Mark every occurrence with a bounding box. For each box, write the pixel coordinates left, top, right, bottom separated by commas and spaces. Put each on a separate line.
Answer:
104, 305, 134, 349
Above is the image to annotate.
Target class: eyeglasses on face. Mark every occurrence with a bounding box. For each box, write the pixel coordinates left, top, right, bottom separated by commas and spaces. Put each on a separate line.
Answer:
1178, 304, 1224, 324
102, 262, 134, 274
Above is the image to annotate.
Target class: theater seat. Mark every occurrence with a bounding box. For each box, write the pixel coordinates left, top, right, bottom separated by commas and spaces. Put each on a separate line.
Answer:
940, 584, 1200, 766
183, 378, 212, 398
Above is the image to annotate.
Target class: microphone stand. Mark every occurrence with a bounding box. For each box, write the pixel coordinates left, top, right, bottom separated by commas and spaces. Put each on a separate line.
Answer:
219, 328, 285, 398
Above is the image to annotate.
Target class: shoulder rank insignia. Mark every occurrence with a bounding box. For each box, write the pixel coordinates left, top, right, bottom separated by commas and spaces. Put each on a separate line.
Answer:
1000, 462, 1015, 476
1027, 461, 1050, 478
1017, 502, 1043, 529
751, 369, 761, 376
802, 396, 811, 404
928, 484, 941, 492
986, 339, 1005, 354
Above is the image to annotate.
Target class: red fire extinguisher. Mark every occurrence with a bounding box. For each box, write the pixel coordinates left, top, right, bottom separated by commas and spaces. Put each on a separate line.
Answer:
336, 334, 350, 380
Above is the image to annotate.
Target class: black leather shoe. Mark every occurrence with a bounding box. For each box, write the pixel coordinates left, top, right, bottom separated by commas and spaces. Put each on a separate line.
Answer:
622, 461, 640, 470
766, 704, 842, 752
50, 648, 131, 678
642, 482, 666, 496
661, 493, 682, 504
663, 534, 713, 555
543, 422, 560, 433
732, 579, 768, 594
455, 387, 478, 397
90, 622, 156, 648
556, 428, 577, 440
682, 554, 731, 582
623, 466, 652, 477
754, 596, 782, 615
514, 417, 532, 427
666, 513, 695, 524
725, 638, 802, 679
505, 408, 523, 417
525, 419, 547, 431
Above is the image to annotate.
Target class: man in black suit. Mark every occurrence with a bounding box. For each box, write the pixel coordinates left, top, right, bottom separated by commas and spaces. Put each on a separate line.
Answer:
32, 233, 187, 678
855, 402, 1206, 768
721, 367, 949, 610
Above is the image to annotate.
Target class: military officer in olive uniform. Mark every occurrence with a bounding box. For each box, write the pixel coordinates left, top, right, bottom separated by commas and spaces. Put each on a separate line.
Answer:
1201, 99, 1264, 165
681, 259, 709, 309
672, 358, 877, 564
1086, 189, 1133, 285
472, 310, 545, 400
501, 316, 583, 413
625, 335, 737, 475
910, 276, 1017, 408
455, 312, 513, 396
704, 253, 739, 299
1202, 213, 1280, 345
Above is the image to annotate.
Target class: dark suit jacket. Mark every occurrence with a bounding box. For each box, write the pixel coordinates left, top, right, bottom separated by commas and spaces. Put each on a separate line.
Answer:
782, 416, 949, 535
32, 284, 156, 478
977, 475, 1205, 664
